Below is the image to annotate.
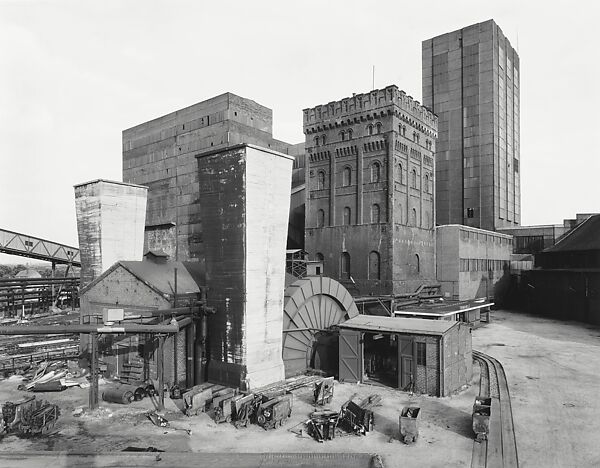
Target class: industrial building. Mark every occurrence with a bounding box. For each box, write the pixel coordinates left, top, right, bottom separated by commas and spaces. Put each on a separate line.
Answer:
523, 214, 600, 325
338, 315, 472, 396
122, 93, 303, 263
79, 251, 204, 388
303, 85, 438, 296
423, 20, 520, 231
436, 224, 512, 300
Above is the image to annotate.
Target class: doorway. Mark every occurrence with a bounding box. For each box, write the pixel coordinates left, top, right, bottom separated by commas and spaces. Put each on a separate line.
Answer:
363, 332, 398, 387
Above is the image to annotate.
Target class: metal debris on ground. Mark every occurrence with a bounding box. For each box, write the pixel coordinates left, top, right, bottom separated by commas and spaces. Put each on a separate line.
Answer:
1, 395, 60, 436
146, 411, 191, 435
313, 377, 334, 405
338, 394, 381, 436
307, 410, 339, 442
256, 393, 293, 430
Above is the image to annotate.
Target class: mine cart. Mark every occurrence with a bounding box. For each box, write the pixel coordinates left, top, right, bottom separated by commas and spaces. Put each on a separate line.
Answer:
183, 383, 224, 416
313, 377, 334, 405
399, 406, 420, 444
256, 393, 293, 430
2, 396, 60, 435
339, 400, 374, 435
472, 396, 491, 441
232, 393, 258, 428
212, 389, 236, 423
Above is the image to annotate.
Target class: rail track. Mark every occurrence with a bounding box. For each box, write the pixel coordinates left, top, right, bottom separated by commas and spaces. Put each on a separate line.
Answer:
471, 350, 519, 468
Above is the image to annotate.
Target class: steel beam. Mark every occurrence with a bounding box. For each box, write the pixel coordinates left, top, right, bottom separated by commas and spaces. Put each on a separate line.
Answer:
0, 228, 80, 267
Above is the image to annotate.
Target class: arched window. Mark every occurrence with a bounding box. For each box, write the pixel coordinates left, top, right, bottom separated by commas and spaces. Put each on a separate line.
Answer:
347, 129, 353, 140
424, 173, 429, 193
369, 251, 381, 280
342, 167, 351, 186
370, 162, 381, 183
316, 252, 324, 262
340, 252, 351, 280
411, 208, 417, 226
317, 209, 325, 228
367, 125, 373, 136
415, 254, 420, 274
343, 207, 351, 225
340, 131, 346, 141
371, 204, 380, 223
317, 171, 325, 190
412, 169, 417, 188
314, 136, 320, 146
398, 162, 403, 184
321, 134, 327, 145
375, 122, 382, 134
402, 126, 406, 137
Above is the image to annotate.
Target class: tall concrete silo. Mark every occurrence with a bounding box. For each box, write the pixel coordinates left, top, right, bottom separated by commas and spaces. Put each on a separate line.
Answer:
74, 179, 148, 288
197, 144, 293, 390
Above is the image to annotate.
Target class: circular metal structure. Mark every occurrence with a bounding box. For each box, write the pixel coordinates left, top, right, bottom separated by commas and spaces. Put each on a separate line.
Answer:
282, 276, 359, 377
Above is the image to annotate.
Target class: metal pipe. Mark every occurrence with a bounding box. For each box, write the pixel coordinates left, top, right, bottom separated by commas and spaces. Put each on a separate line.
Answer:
0, 319, 192, 336
158, 335, 165, 411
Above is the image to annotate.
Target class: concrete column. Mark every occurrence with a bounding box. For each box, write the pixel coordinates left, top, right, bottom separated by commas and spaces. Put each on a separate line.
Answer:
198, 144, 292, 390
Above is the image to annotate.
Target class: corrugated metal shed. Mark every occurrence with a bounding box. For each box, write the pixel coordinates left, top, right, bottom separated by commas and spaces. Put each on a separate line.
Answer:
338, 315, 457, 336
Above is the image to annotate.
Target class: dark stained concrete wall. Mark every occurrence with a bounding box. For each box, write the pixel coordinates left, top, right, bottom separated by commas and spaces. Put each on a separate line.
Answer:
122, 93, 297, 263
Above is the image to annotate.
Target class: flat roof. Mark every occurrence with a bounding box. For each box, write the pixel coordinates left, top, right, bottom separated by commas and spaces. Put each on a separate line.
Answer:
73, 179, 148, 190
395, 299, 494, 315
338, 315, 457, 336
195, 143, 295, 161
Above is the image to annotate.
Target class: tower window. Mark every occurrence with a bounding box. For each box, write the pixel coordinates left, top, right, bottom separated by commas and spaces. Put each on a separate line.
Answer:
376, 122, 382, 134
370, 162, 381, 183
415, 253, 420, 274
342, 167, 352, 186
340, 131, 346, 141
367, 125, 373, 136
412, 169, 418, 188
411, 208, 417, 226
371, 204, 381, 223
317, 209, 325, 228
340, 252, 351, 280
317, 171, 325, 190
369, 251, 381, 280
343, 207, 352, 225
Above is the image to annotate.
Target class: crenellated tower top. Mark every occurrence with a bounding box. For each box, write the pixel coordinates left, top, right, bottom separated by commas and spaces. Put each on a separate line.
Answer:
303, 85, 438, 135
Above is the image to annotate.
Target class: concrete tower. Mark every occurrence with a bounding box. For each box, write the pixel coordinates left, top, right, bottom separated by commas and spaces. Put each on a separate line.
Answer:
197, 144, 293, 390
74, 179, 148, 288
422, 19, 520, 231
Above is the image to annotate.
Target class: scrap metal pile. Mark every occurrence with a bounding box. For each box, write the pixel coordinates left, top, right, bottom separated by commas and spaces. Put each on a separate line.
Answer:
0, 395, 60, 437
17, 360, 89, 392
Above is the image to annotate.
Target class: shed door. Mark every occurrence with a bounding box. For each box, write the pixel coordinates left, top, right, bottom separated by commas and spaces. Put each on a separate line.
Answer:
399, 337, 415, 391
339, 329, 363, 383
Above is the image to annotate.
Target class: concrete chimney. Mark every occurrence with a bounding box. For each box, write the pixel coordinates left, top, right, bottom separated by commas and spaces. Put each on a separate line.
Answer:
197, 144, 293, 390
74, 179, 147, 288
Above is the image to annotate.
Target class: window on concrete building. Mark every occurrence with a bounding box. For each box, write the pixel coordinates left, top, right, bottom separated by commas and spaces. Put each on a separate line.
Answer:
322, 134, 327, 145
415, 254, 420, 274
402, 126, 406, 137
411, 169, 418, 189
367, 125, 373, 136
343, 207, 352, 225
340, 131, 346, 141
376, 122, 382, 134
369, 251, 381, 280
467, 208, 475, 218
317, 171, 325, 190
424, 174, 430, 193
398, 163, 403, 184
340, 252, 351, 280
371, 204, 381, 223
342, 167, 352, 186
314, 136, 320, 146
417, 342, 426, 365
347, 128, 353, 140
411, 208, 417, 226
317, 209, 325, 228
370, 162, 381, 183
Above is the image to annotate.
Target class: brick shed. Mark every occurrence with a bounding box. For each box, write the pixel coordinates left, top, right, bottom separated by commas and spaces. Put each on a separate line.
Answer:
338, 316, 472, 396
79, 252, 204, 388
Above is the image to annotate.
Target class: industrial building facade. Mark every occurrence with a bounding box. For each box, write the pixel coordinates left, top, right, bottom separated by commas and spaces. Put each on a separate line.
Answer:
122, 93, 302, 263
436, 224, 512, 300
303, 86, 438, 295
423, 20, 520, 231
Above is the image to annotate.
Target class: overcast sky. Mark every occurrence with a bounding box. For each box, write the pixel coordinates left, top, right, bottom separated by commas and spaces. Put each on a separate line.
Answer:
1, 0, 598, 264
